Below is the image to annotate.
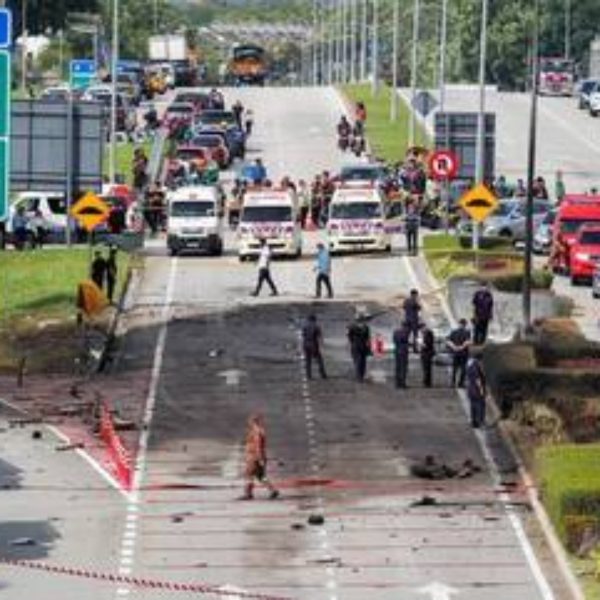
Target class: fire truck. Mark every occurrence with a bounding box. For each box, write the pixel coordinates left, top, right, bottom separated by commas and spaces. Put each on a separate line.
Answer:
538, 57, 575, 96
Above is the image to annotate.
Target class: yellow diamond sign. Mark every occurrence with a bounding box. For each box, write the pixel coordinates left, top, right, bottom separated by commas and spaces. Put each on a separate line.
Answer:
70, 192, 111, 232
459, 184, 499, 223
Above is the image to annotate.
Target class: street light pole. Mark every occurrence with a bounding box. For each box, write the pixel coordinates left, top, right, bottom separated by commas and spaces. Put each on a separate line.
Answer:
439, 0, 448, 112
409, 0, 420, 146
523, 0, 540, 333
328, 0, 335, 84
360, 0, 367, 82
312, 0, 319, 85
350, 0, 357, 82
342, 0, 348, 83
21, 0, 28, 93
564, 0, 571, 60
109, 0, 119, 185
371, 0, 378, 96
320, 0, 327, 85
390, 0, 399, 121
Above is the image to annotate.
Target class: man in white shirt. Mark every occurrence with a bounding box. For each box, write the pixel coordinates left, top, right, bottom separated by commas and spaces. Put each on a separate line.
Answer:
251, 239, 279, 297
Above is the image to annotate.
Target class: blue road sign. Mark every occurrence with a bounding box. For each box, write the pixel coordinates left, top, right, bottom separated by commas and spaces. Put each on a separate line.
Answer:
70, 59, 96, 91
0, 9, 12, 49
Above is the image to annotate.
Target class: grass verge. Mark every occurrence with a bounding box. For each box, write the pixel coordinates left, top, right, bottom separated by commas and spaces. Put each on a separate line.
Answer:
103, 140, 152, 186
340, 84, 430, 162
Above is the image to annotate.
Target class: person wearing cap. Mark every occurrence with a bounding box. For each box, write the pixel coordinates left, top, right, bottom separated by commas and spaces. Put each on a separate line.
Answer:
315, 242, 333, 299
472, 281, 494, 345
447, 318, 471, 388
301, 314, 327, 379
393, 321, 411, 388
347, 311, 372, 382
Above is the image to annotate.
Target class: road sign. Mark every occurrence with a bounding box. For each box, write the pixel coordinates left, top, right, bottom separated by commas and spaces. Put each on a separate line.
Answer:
459, 183, 499, 223
70, 59, 96, 91
0, 9, 12, 49
70, 191, 110, 232
412, 90, 438, 118
429, 149, 459, 181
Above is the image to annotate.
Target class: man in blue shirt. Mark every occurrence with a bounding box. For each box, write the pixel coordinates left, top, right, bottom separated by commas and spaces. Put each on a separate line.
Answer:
314, 242, 333, 298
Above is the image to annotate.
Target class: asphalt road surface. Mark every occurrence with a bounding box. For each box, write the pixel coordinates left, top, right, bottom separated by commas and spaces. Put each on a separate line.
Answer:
0, 87, 574, 599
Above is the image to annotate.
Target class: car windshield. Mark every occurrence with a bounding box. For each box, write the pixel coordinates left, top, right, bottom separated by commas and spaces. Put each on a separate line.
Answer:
579, 231, 600, 245
582, 81, 598, 93
493, 202, 519, 217
168, 105, 192, 114
561, 218, 600, 234
340, 167, 382, 181
241, 206, 292, 222
177, 150, 205, 162
192, 136, 222, 148
331, 202, 382, 219
170, 201, 214, 217
199, 112, 236, 126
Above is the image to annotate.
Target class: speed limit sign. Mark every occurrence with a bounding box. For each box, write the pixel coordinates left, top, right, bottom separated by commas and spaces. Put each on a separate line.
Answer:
429, 150, 459, 181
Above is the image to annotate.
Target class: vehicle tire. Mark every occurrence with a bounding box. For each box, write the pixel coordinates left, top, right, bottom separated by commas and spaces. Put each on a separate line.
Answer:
25, 231, 36, 249
294, 247, 302, 260
239, 255, 247, 263
213, 240, 223, 257
571, 274, 580, 286
591, 110, 598, 118
169, 247, 178, 257
499, 229, 513, 239
593, 291, 600, 299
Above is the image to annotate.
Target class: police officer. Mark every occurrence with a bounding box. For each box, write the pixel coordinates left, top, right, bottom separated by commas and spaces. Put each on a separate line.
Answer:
466, 354, 487, 428
393, 321, 411, 389
405, 203, 420, 256
106, 247, 118, 304
447, 318, 471, 388
472, 282, 494, 345
403, 289, 422, 353
347, 311, 371, 382
302, 314, 327, 379
91, 251, 107, 291
420, 326, 436, 388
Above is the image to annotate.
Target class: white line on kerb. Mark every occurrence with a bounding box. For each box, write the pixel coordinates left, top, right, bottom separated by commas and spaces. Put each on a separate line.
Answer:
402, 255, 571, 600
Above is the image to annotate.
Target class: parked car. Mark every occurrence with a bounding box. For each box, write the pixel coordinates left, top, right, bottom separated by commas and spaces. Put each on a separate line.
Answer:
568, 224, 600, 285
189, 133, 231, 168
196, 124, 246, 159
173, 91, 210, 114
533, 208, 556, 254
163, 102, 195, 128
577, 79, 599, 110
589, 85, 600, 117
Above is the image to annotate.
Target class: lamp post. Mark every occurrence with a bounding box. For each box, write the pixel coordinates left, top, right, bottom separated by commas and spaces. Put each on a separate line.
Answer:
439, 0, 448, 112
312, 0, 319, 85
371, 0, 378, 96
390, 0, 399, 121
350, 0, 357, 82
109, 0, 119, 185
360, 0, 367, 81
21, 0, 28, 93
564, 0, 571, 60
409, 0, 420, 146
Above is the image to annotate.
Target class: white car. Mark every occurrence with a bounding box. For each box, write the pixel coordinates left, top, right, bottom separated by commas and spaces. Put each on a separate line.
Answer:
166, 186, 224, 256
589, 87, 600, 117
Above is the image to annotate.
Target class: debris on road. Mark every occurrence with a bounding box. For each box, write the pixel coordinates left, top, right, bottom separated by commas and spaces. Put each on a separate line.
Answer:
291, 523, 305, 531
55, 442, 85, 452
411, 496, 438, 507
31, 430, 42, 440
307, 514, 325, 526
410, 455, 481, 480
10, 538, 37, 547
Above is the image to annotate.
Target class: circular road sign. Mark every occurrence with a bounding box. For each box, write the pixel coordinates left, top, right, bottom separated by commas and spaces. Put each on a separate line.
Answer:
429, 150, 459, 181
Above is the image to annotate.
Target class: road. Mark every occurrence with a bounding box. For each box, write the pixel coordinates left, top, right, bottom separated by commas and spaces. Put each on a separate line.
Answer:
402, 86, 600, 194
0, 87, 576, 599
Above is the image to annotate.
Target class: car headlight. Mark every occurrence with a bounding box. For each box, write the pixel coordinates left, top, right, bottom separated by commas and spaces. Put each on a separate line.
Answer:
575, 252, 591, 261
484, 225, 498, 236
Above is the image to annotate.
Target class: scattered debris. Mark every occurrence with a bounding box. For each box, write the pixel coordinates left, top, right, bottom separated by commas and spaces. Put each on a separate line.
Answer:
55, 442, 84, 452
10, 537, 36, 547
411, 496, 438, 507
113, 417, 136, 431
31, 430, 42, 440
208, 349, 224, 358
410, 455, 481, 480
291, 523, 305, 531
310, 556, 341, 566
307, 514, 325, 526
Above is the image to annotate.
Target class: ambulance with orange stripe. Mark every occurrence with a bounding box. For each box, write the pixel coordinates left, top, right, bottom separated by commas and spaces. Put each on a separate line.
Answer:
327, 183, 391, 254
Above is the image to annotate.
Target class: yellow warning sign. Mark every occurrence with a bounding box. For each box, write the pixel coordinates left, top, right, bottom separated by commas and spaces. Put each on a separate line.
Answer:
458, 184, 499, 223
70, 192, 111, 232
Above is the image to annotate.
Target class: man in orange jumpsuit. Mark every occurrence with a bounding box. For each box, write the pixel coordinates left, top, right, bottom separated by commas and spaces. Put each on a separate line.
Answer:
242, 414, 279, 500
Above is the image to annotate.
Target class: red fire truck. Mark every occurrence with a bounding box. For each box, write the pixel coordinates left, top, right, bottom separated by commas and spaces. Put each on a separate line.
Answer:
538, 57, 575, 96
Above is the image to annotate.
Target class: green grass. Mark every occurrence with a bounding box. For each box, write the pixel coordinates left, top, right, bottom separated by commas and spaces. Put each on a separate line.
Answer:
537, 444, 600, 598
341, 84, 431, 162
0, 247, 130, 325
103, 141, 152, 186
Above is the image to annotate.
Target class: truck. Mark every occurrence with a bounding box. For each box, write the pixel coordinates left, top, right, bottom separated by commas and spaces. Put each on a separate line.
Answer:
148, 34, 187, 62
538, 57, 575, 96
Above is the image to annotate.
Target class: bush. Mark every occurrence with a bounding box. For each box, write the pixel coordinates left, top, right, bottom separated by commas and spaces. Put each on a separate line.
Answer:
458, 235, 513, 251
487, 269, 554, 292
537, 444, 600, 550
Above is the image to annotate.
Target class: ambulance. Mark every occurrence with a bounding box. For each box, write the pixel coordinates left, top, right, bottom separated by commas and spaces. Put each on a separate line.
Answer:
327, 184, 391, 253
238, 188, 302, 260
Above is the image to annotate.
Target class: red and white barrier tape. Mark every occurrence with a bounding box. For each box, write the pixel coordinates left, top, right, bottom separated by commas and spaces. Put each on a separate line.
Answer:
0, 559, 292, 599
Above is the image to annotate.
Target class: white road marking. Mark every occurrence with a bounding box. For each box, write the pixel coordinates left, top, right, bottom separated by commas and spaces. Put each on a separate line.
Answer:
403, 255, 558, 600
416, 581, 460, 599
218, 369, 247, 386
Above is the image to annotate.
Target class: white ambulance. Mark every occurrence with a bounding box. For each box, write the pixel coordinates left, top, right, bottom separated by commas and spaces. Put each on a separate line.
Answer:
327, 184, 391, 253
238, 188, 302, 260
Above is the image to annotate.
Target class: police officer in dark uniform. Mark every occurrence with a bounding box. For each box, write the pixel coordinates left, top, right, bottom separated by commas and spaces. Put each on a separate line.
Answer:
447, 319, 471, 388
347, 311, 371, 382
106, 247, 118, 304
472, 282, 494, 345
91, 251, 107, 291
393, 321, 411, 388
466, 354, 487, 428
403, 289, 422, 353
405, 203, 420, 256
420, 326, 436, 387
302, 314, 327, 379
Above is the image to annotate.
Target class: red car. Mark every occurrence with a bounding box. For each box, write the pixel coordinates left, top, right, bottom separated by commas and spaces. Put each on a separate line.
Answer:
189, 133, 230, 169
163, 102, 195, 128
569, 224, 600, 285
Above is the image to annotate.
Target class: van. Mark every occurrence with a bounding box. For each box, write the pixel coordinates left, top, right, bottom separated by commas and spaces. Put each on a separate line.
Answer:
6, 191, 71, 244
238, 188, 301, 260
166, 186, 224, 256
551, 195, 600, 272
327, 184, 390, 253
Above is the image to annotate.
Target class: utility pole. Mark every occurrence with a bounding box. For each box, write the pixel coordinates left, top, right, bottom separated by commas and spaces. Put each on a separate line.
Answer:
439, 0, 448, 112
328, 0, 335, 84
360, 0, 367, 82
109, 0, 119, 185
523, 0, 540, 333
320, 0, 327, 85
371, 0, 378, 96
350, 0, 357, 82
409, 0, 420, 146
337, 0, 343, 83
21, 0, 28, 93
341, 0, 347, 83
564, 0, 571, 59
312, 0, 319, 85
154, 0, 159, 33
475, 0, 488, 185
390, 0, 399, 121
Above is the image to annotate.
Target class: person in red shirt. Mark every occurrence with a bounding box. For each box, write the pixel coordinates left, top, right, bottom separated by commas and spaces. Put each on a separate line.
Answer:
242, 414, 279, 500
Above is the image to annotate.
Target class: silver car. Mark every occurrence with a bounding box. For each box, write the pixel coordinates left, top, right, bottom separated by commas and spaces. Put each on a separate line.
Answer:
533, 209, 556, 254
459, 199, 551, 242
